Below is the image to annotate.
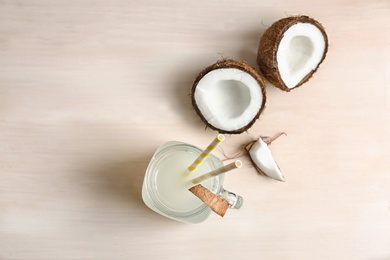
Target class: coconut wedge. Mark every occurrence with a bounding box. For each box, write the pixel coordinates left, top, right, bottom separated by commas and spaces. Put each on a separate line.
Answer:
189, 184, 229, 217
257, 16, 328, 91
246, 138, 285, 181
192, 59, 266, 134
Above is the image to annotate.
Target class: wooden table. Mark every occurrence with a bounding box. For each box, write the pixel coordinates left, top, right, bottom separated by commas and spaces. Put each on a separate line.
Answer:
1, 1, 389, 259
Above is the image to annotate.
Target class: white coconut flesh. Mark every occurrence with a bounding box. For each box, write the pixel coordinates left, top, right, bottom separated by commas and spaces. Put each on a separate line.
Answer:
249, 138, 284, 181
277, 23, 326, 89
193, 68, 264, 132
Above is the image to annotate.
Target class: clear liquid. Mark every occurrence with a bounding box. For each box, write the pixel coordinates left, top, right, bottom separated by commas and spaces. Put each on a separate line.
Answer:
155, 149, 214, 212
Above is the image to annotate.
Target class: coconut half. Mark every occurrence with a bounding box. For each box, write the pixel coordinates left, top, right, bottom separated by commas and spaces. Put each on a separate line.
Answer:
257, 16, 328, 91
192, 59, 266, 134
246, 137, 284, 182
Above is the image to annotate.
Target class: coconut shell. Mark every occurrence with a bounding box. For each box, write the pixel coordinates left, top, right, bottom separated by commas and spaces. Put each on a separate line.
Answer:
189, 184, 229, 217
191, 59, 267, 134
257, 16, 328, 91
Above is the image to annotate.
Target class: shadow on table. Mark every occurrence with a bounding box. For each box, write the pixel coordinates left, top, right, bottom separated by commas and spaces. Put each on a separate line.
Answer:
88, 153, 174, 223
170, 17, 281, 127
170, 61, 207, 131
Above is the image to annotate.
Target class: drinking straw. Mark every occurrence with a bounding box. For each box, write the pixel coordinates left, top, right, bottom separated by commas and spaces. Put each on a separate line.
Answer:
191, 160, 242, 184
184, 134, 225, 175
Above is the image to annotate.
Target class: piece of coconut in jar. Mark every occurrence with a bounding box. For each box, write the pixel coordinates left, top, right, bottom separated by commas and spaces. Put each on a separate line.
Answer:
189, 184, 229, 217
245, 133, 286, 182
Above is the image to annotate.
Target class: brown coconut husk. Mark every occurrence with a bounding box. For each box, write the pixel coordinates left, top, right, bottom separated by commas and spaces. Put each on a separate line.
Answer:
189, 184, 229, 217
257, 16, 328, 92
191, 59, 267, 134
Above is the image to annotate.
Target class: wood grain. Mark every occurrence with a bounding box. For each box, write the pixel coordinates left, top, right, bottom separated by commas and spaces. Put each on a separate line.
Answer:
1, 0, 389, 259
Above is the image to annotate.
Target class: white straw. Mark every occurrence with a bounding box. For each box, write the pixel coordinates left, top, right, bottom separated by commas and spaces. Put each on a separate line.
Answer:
191, 160, 242, 184
184, 134, 225, 175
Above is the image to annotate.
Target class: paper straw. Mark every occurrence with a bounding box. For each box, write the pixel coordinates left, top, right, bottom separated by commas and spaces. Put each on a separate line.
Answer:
184, 134, 225, 175
191, 160, 242, 184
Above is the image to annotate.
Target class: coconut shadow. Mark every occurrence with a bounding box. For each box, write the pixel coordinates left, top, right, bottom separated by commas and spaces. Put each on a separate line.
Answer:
170, 59, 216, 131
235, 13, 281, 68
170, 14, 280, 131
237, 28, 265, 69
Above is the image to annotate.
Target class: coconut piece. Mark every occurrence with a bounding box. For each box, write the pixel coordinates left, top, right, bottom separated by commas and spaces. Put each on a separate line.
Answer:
246, 137, 285, 181
257, 15, 328, 91
189, 184, 229, 217
192, 59, 266, 134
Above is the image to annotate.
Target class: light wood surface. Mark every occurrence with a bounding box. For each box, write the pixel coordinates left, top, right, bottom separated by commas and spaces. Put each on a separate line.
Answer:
1, 1, 389, 259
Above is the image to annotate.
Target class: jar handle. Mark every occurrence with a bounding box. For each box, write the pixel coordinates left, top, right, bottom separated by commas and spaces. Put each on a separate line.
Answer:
218, 188, 243, 209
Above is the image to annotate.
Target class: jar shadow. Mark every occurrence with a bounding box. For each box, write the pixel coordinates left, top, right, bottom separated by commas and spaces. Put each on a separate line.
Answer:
88, 154, 176, 223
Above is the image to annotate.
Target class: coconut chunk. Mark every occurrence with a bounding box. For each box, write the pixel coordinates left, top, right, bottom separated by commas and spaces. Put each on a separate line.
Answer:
257, 16, 328, 91
189, 184, 229, 217
277, 23, 326, 88
192, 59, 266, 134
248, 138, 285, 181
